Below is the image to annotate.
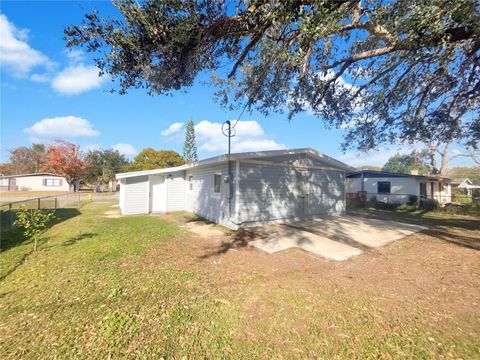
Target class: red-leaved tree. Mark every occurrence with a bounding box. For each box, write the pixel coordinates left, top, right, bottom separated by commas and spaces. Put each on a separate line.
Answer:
41, 140, 85, 191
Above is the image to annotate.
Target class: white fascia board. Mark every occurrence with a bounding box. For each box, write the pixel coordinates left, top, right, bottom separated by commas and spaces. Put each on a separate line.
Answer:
115, 148, 353, 179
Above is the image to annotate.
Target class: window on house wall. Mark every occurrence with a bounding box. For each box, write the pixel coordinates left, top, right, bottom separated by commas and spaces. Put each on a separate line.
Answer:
377, 181, 391, 194
188, 175, 193, 191
439, 182, 444, 192
213, 174, 221, 193
44, 178, 62, 186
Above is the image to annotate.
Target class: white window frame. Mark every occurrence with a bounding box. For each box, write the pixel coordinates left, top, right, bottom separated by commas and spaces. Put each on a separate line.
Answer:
44, 178, 62, 187
377, 181, 391, 194
213, 173, 221, 194
188, 175, 194, 192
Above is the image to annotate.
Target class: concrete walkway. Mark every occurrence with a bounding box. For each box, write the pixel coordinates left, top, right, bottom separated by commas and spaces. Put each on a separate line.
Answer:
249, 216, 426, 261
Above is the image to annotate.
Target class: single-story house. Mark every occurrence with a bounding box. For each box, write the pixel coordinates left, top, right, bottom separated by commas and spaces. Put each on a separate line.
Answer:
0, 173, 71, 191
451, 178, 480, 196
116, 148, 353, 229
346, 170, 452, 205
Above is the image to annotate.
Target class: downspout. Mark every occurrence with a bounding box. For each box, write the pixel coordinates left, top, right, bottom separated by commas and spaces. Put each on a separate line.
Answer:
361, 172, 365, 192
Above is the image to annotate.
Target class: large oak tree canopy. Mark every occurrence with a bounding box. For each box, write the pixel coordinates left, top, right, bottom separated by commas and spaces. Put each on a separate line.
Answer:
65, 0, 480, 151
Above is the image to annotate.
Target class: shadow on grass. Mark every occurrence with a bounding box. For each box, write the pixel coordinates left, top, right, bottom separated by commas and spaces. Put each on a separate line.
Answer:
63, 232, 97, 246
0, 208, 82, 282
347, 206, 480, 250
198, 228, 254, 259
0, 208, 81, 252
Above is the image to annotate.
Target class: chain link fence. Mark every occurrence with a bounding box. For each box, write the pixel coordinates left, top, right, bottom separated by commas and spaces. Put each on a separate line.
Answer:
347, 191, 479, 209
1, 192, 118, 232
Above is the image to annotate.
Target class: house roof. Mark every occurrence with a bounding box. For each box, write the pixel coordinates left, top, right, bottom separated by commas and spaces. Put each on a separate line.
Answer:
0, 172, 64, 179
346, 169, 450, 181
116, 148, 354, 179
451, 178, 472, 186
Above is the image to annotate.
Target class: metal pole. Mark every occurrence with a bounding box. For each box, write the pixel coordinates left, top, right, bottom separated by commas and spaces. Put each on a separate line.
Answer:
55, 196, 58, 210
38, 197, 41, 210
227, 120, 232, 200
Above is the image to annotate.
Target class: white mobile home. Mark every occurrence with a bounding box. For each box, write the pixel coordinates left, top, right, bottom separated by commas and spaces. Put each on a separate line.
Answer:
346, 170, 452, 205
116, 148, 353, 229
0, 173, 71, 192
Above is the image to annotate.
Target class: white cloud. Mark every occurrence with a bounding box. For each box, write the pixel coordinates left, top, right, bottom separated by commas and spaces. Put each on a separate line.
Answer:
0, 14, 53, 75
161, 122, 184, 136
113, 143, 137, 157
339, 143, 427, 167
82, 143, 102, 152
194, 120, 285, 153
30, 73, 50, 83
24, 116, 100, 139
51, 64, 107, 95
65, 49, 84, 63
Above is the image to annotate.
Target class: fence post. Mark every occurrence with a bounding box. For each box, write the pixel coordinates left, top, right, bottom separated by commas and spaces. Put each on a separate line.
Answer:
55, 196, 58, 210
38, 197, 41, 210
9, 204, 13, 226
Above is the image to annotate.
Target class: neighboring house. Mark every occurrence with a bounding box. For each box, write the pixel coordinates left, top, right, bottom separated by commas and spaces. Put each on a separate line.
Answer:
0, 173, 71, 191
116, 148, 353, 229
451, 178, 480, 196
346, 170, 452, 205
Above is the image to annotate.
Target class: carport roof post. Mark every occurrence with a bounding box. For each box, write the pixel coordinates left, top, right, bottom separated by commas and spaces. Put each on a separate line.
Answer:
115, 148, 355, 180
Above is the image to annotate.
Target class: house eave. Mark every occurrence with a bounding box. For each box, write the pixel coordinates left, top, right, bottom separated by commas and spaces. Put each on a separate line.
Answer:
116, 148, 354, 180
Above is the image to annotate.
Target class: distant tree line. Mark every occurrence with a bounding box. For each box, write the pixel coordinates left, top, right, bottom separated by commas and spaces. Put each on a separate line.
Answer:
357, 149, 480, 183
1, 119, 200, 190
0, 140, 186, 191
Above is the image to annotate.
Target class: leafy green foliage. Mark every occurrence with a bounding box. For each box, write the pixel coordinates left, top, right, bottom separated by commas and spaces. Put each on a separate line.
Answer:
183, 118, 198, 163
126, 148, 185, 171
448, 166, 480, 184
382, 150, 431, 175
1, 144, 46, 175
13, 207, 55, 251
84, 149, 129, 185
65, 0, 480, 151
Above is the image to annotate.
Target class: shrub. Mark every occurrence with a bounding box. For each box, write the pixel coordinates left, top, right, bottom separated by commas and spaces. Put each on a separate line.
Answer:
442, 202, 480, 216
420, 198, 438, 211
452, 193, 472, 204
407, 195, 418, 206
13, 207, 55, 251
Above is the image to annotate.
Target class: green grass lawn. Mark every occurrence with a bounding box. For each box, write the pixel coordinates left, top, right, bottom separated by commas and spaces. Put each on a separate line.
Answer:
1, 201, 479, 359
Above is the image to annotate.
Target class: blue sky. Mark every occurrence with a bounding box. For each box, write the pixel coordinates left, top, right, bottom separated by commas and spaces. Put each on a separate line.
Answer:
0, 1, 474, 168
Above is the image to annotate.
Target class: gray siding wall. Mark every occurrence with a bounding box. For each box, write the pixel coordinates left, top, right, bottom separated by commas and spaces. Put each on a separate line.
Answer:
237, 163, 300, 222
259, 153, 341, 169
237, 162, 345, 225
165, 171, 186, 212
186, 164, 237, 227
123, 175, 149, 214
304, 169, 345, 216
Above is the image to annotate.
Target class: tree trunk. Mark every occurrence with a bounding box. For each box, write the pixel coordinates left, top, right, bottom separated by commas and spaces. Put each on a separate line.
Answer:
427, 144, 438, 174
438, 141, 451, 176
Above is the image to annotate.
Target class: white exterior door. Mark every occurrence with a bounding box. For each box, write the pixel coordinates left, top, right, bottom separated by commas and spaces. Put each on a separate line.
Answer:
150, 176, 166, 212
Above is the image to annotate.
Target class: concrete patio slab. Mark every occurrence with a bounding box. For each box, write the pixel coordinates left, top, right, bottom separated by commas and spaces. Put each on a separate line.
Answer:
249, 216, 427, 261
306, 216, 426, 248
249, 225, 363, 261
